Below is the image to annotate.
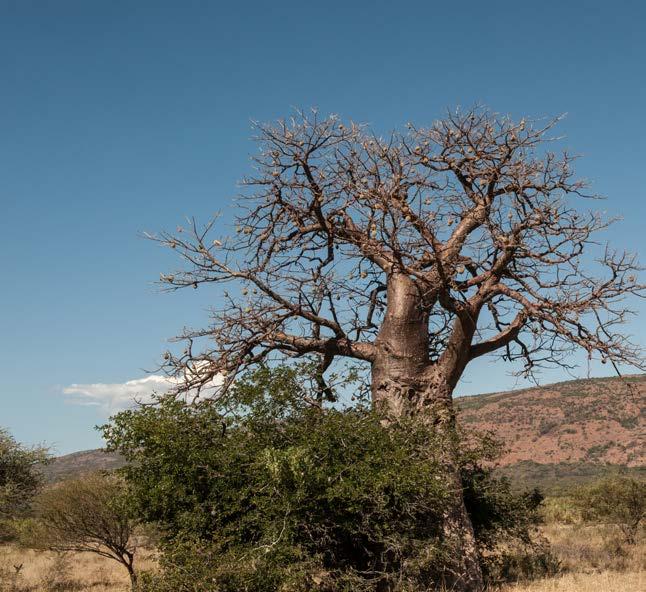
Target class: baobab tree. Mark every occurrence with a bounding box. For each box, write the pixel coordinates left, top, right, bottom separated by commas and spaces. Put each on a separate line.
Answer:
151, 108, 644, 591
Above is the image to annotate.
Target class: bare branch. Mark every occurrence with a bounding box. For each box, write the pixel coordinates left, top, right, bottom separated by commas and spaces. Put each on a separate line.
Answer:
150, 107, 644, 400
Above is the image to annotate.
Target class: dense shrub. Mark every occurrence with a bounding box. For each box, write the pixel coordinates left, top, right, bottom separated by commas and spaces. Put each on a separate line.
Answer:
0, 428, 48, 541
578, 476, 646, 545
104, 365, 553, 591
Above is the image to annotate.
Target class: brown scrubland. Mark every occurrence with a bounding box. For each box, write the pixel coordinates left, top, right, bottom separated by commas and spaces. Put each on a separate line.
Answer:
503, 523, 645, 591
0, 546, 157, 591
1, 521, 643, 591
3, 375, 643, 591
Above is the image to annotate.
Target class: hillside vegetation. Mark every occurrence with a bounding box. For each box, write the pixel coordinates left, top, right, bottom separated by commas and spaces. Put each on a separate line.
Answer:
41, 449, 125, 483
456, 374, 645, 467
46, 375, 645, 493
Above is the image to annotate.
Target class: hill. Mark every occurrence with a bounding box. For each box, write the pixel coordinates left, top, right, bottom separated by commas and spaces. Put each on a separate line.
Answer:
456, 374, 645, 468
41, 448, 125, 482
45, 375, 645, 492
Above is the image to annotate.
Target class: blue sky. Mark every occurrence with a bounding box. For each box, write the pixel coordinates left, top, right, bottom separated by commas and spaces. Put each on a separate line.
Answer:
1, 0, 644, 454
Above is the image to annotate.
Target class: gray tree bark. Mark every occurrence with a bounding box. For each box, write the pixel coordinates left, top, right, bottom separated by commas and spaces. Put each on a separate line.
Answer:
371, 273, 484, 592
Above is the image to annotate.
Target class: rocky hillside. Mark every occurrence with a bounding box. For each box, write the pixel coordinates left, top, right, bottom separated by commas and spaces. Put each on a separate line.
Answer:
41, 448, 125, 482
456, 374, 645, 467
45, 375, 645, 490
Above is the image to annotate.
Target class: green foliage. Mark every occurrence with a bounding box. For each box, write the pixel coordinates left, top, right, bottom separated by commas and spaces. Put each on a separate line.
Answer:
618, 416, 638, 429
103, 364, 551, 591
585, 443, 613, 460
0, 428, 48, 540
494, 460, 646, 496
538, 419, 559, 436
461, 460, 558, 584
578, 476, 646, 544
483, 537, 560, 586
540, 496, 581, 525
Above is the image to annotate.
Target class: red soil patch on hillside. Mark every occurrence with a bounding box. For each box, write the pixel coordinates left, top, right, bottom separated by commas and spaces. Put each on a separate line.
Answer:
456, 375, 645, 467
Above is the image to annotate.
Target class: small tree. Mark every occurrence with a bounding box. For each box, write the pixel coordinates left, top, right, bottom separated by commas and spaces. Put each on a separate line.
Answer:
0, 428, 48, 539
579, 476, 646, 545
31, 473, 139, 588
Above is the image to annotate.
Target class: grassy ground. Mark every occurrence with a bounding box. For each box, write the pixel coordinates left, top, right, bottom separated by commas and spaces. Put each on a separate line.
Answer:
1, 524, 643, 591
0, 546, 157, 591
504, 571, 644, 592
502, 523, 645, 592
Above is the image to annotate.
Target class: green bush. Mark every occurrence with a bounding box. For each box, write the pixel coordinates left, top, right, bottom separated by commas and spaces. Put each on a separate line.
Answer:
0, 428, 48, 541
578, 476, 646, 545
540, 496, 581, 525
104, 365, 552, 591
483, 537, 560, 585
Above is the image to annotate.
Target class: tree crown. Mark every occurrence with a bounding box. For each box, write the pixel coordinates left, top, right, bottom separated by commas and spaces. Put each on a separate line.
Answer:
151, 107, 644, 396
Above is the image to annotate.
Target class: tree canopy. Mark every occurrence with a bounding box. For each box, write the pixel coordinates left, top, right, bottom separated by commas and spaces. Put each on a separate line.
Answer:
146, 107, 643, 592
0, 428, 48, 538
579, 476, 646, 545
151, 107, 643, 403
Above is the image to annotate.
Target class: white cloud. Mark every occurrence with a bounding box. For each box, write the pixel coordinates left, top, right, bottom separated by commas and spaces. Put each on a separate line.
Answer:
62, 367, 224, 412
62, 375, 175, 412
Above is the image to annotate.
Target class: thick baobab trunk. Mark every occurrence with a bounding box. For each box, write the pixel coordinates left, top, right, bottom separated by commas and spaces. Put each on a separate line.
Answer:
421, 377, 484, 592
371, 273, 484, 592
372, 273, 430, 415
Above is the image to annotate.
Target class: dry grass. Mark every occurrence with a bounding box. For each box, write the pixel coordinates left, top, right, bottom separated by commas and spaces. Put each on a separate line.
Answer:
545, 523, 645, 572
501, 523, 645, 592
0, 545, 157, 592
502, 571, 645, 592
1, 524, 643, 591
